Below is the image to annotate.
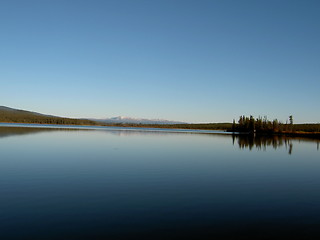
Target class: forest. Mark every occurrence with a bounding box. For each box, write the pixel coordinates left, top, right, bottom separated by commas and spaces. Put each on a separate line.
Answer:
231, 115, 320, 134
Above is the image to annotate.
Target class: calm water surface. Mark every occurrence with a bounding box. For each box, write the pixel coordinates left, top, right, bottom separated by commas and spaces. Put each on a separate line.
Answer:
0, 125, 319, 239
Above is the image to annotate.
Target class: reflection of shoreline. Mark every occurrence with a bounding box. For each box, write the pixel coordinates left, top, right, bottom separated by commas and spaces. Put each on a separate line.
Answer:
0, 123, 230, 138
102, 129, 232, 137
233, 134, 320, 155
0, 126, 231, 139
0, 123, 227, 134
1, 126, 320, 153
0, 127, 86, 139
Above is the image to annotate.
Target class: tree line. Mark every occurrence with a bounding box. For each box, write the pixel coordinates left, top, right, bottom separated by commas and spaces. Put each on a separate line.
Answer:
231, 115, 294, 133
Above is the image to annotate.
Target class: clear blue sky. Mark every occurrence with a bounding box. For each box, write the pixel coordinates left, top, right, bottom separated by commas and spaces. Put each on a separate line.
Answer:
1, 0, 319, 123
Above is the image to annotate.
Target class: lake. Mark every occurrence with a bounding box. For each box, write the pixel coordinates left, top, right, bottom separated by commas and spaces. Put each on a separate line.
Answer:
0, 124, 319, 239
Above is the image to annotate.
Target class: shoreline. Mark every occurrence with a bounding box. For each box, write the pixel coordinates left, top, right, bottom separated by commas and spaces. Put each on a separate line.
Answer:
0, 121, 230, 131
1, 122, 320, 139
0, 122, 229, 135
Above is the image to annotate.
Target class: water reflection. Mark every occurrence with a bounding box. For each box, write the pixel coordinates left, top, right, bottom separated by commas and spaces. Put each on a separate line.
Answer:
1, 125, 320, 239
102, 129, 229, 137
0, 125, 228, 138
0, 126, 86, 139
0, 127, 53, 138
1, 126, 319, 155
233, 134, 319, 154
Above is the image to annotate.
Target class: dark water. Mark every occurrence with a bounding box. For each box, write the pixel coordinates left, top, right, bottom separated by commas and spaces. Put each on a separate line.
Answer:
0, 125, 319, 239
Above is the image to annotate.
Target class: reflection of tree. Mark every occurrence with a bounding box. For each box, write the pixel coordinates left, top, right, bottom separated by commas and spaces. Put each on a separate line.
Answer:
234, 134, 294, 155
288, 143, 293, 155
234, 134, 320, 154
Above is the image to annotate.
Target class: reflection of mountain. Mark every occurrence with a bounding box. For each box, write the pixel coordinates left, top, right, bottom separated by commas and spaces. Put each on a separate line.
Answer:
0, 127, 82, 139
233, 134, 320, 155
2, 126, 319, 153
0, 126, 226, 139
0, 127, 51, 138
101, 129, 220, 137
104, 129, 182, 137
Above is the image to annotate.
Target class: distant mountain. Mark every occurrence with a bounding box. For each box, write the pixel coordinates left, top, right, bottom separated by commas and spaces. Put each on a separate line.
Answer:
0, 106, 236, 130
0, 106, 185, 126
0, 106, 98, 125
0, 106, 45, 115
92, 116, 186, 125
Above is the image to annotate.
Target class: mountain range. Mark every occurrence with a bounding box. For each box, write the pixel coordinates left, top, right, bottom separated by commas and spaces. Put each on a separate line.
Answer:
91, 116, 186, 125
0, 106, 184, 125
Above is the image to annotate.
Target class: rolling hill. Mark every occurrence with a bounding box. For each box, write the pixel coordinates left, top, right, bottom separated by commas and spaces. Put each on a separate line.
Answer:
0, 106, 98, 125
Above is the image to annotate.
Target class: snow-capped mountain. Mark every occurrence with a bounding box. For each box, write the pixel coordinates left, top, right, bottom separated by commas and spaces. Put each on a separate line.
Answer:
92, 116, 186, 125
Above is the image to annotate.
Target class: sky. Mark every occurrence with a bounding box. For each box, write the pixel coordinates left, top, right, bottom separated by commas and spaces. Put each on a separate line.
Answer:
1, 0, 319, 123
